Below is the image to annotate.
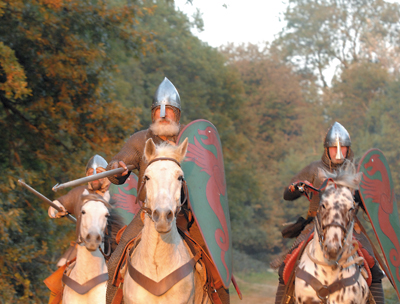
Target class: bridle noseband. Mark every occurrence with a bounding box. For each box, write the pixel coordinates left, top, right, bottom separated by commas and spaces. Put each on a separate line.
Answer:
135, 157, 188, 222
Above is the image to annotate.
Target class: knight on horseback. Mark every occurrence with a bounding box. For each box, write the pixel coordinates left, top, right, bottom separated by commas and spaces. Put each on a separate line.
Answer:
274, 122, 385, 304
47, 154, 111, 267
48, 154, 110, 220
105, 77, 230, 304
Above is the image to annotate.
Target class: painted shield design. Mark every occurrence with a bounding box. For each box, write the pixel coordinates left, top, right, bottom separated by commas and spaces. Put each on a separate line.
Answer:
177, 119, 232, 288
109, 173, 141, 226
358, 148, 400, 299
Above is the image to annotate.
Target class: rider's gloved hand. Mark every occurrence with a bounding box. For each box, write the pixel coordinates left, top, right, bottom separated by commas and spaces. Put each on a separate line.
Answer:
48, 200, 68, 218
289, 180, 312, 193
111, 160, 129, 177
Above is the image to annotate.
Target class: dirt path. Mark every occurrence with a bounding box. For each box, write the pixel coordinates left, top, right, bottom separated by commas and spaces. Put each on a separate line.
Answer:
230, 274, 278, 304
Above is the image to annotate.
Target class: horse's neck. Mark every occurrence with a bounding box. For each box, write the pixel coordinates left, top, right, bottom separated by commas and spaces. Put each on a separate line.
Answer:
72, 244, 107, 282
135, 216, 190, 271
309, 231, 355, 272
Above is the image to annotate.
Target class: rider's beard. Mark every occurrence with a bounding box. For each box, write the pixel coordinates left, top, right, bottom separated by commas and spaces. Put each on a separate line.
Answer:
150, 118, 180, 137
88, 177, 109, 192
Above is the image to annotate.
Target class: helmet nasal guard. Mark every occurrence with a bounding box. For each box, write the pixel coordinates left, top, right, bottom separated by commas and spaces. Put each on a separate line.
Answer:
324, 122, 351, 160
86, 155, 108, 175
152, 77, 181, 118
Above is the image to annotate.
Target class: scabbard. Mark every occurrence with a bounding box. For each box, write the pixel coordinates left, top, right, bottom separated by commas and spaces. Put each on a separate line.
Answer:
52, 165, 135, 192
18, 179, 76, 223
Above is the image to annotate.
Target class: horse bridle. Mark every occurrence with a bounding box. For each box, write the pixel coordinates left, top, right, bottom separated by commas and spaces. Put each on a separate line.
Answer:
297, 178, 359, 264
135, 157, 188, 222
75, 198, 112, 257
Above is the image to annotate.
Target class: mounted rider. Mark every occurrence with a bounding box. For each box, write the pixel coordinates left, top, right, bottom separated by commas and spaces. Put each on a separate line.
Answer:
105, 77, 230, 304
274, 122, 385, 304
45, 155, 111, 304
48, 154, 110, 219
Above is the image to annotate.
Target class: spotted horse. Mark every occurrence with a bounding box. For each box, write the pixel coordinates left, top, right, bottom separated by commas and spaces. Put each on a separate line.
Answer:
285, 162, 374, 304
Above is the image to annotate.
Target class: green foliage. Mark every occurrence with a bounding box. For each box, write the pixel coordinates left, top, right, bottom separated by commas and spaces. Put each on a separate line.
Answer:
0, 0, 153, 301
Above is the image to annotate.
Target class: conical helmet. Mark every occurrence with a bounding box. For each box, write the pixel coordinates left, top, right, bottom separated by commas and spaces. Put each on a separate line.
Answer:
151, 77, 181, 118
85, 155, 108, 175
324, 122, 351, 160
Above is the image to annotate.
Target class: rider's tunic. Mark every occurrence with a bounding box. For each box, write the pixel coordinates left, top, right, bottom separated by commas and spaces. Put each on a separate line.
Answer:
283, 148, 354, 217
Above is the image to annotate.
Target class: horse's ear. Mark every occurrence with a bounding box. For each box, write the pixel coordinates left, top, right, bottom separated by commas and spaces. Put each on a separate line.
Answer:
103, 191, 110, 203
176, 138, 188, 163
144, 138, 156, 163
83, 189, 90, 196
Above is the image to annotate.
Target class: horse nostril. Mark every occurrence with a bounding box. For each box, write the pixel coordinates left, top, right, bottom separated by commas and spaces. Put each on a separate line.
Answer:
96, 235, 101, 242
86, 233, 92, 242
152, 209, 160, 222
167, 210, 174, 222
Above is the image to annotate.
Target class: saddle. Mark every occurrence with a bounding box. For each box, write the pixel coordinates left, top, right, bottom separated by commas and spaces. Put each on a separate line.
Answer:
282, 233, 374, 286
109, 224, 224, 304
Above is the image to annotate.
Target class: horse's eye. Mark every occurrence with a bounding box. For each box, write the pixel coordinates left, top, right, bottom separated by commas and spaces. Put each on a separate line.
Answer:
349, 207, 354, 212
82, 210, 86, 215
144, 175, 150, 181
105, 213, 110, 218
321, 204, 326, 209
178, 175, 183, 181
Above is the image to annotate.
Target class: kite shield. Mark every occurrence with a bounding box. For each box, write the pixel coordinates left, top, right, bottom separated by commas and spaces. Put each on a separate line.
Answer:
177, 119, 232, 288
109, 173, 141, 226
358, 148, 400, 299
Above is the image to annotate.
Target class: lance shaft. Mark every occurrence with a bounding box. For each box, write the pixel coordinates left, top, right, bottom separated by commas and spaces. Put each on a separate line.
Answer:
52, 165, 135, 192
18, 179, 76, 223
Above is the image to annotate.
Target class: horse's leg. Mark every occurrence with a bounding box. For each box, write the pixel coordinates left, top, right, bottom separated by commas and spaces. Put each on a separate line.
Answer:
106, 212, 143, 304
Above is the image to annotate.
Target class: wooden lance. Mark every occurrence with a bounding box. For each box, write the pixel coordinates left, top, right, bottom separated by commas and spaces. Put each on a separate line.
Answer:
18, 179, 76, 223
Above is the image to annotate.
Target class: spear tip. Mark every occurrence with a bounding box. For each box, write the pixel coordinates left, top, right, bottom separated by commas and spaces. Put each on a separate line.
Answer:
52, 183, 60, 192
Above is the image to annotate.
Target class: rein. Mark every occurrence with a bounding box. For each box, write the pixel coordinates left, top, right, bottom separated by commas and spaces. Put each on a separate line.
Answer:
75, 197, 111, 259
134, 157, 188, 222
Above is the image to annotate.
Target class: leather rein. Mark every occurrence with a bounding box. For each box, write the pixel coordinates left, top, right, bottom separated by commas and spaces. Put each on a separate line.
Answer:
63, 197, 111, 294
126, 157, 203, 298
295, 178, 362, 303
134, 157, 189, 221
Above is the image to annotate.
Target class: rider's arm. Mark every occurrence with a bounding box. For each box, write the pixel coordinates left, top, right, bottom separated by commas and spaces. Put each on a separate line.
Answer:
107, 131, 145, 185
283, 164, 316, 201
48, 185, 87, 218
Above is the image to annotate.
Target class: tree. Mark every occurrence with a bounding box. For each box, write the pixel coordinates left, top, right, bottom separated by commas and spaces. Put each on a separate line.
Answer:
0, 0, 153, 301
276, 0, 400, 87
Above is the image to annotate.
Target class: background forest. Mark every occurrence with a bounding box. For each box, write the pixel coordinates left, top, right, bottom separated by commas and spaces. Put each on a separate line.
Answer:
1, 0, 400, 302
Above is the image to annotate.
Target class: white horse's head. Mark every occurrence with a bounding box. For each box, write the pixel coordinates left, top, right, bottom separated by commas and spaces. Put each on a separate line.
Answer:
316, 161, 363, 260
143, 138, 188, 234
76, 190, 112, 251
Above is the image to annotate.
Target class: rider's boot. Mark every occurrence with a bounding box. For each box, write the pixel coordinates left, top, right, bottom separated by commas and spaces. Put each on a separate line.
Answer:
274, 283, 286, 304
370, 263, 385, 304
370, 282, 384, 304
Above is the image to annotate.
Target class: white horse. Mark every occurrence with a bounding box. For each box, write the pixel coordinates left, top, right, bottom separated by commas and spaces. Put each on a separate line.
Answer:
295, 162, 369, 303
123, 138, 210, 304
63, 191, 122, 304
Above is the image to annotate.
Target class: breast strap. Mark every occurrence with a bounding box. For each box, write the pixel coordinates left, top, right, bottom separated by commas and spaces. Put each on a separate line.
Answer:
127, 250, 201, 296
296, 264, 360, 302
62, 272, 108, 295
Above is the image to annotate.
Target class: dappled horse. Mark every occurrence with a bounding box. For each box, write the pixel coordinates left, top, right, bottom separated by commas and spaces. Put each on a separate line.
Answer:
62, 191, 123, 304
122, 138, 210, 304
294, 163, 369, 303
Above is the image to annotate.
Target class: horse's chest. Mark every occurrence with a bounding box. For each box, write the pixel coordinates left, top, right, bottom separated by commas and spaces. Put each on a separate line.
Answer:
295, 261, 368, 304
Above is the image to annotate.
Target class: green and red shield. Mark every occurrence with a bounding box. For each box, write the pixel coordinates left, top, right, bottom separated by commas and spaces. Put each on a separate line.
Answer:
109, 173, 141, 226
358, 148, 400, 299
177, 119, 232, 288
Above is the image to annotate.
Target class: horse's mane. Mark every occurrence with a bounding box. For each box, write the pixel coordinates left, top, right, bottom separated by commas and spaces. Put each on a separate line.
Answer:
319, 160, 362, 191
146, 142, 185, 163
